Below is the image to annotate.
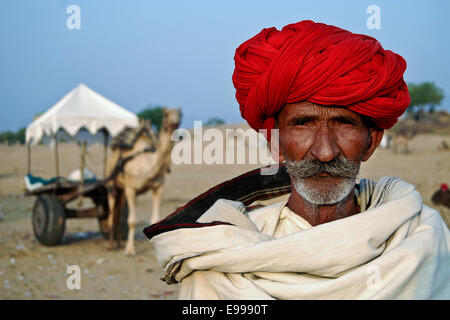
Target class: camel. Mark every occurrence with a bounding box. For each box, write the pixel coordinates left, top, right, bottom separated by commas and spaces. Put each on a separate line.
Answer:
105, 107, 182, 255
391, 126, 418, 154
391, 134, 409, 154
437, 140, 449, 152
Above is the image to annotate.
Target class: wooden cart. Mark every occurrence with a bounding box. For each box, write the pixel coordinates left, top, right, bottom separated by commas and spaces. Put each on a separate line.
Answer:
24, 129, 132, 246
24, 177, 128, 246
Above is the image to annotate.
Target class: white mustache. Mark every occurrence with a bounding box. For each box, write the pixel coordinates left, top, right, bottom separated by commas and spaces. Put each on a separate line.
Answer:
284, 156, 360, 179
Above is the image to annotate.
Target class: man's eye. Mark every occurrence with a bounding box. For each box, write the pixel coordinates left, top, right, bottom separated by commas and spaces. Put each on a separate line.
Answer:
334, 117, 358, 126
340, 120, 357, 126
293, 118, 311, 126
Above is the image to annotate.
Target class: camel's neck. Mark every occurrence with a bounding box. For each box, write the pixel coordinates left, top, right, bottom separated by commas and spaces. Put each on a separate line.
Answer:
153, 127, 175, 171
158, 128, 174, 152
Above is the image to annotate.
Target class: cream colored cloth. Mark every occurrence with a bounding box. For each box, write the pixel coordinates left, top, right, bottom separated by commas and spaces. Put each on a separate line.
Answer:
150, 177, 450, 299
273, 204, 313, 237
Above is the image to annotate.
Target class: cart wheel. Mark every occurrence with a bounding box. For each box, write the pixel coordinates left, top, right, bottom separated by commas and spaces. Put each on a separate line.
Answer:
32, 194, 66, 246
98, 199, 129, 241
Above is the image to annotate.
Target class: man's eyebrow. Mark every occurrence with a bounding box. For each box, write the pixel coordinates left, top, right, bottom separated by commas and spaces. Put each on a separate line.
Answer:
331, 116, 360, 124
287, 115, 361, 125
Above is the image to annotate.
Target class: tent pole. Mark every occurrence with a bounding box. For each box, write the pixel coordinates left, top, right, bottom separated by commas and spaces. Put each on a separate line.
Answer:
54, 132, 60, 177
103, 130, 109, 179
78, 141, 87, 207
81, 140, 86, 184
26, 141, 31, 174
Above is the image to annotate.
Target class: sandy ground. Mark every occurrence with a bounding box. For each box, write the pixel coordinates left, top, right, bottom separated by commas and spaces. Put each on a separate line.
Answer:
0, 128, 449, 300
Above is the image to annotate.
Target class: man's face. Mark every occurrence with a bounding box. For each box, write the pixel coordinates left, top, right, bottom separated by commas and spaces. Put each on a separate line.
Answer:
276, 101, 382, 205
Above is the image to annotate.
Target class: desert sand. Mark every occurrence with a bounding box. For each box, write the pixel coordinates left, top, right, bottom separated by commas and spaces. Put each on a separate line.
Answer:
0, 125, 449, 300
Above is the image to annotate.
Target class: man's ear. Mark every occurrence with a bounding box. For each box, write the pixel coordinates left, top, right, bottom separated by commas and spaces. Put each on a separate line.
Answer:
361, 128, 384, 162
270, 119, 285, 163
277, 142, 285, 162
266, 132, 285, 162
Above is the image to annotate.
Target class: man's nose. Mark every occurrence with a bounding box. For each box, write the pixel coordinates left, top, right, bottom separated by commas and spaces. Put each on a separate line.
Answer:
309, 126, 340, 162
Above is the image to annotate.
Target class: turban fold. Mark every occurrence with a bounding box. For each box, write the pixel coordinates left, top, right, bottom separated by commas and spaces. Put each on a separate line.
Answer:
232, 20, 410, 136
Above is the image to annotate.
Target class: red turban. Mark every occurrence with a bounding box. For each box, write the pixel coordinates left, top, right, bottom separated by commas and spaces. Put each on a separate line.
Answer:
232, 20, 410, 137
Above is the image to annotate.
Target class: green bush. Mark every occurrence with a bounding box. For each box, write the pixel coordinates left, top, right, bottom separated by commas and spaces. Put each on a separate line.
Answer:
0, 127, 25, 145
137, 106, 164, 133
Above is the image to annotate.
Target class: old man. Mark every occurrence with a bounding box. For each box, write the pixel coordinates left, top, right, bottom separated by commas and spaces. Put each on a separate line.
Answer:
144, 20, 449, 299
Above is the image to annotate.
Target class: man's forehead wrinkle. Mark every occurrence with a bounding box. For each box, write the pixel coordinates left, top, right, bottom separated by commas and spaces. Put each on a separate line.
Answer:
286, 102, 360, 121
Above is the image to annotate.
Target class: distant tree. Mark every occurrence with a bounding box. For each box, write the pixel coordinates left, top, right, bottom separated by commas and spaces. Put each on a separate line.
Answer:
0, 130, 21, 144
16, 127, 26, 144
407, 82, 444, 121
204, 117, 225, 127
0, 127, 27, 145
0, 131, 14, 144
137, 106, 164, 133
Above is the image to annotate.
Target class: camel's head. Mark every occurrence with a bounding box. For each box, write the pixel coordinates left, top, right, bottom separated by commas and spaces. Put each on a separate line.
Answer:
162, 107, 182, 132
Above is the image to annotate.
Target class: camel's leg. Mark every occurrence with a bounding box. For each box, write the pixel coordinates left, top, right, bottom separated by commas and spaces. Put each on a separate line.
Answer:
150, 185, 163, 225
124, 186, 137, 256
116, 193, 124, 249
392, 138, 399, 154
106, 190, 118, 250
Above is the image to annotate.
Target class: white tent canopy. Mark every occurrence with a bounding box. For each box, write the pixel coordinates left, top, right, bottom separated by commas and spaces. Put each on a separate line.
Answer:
26, 83, 139, 146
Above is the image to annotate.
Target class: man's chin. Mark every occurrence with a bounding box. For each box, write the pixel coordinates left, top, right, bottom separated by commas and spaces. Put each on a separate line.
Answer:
303, 175, 343, 184
293, 176, 356, 205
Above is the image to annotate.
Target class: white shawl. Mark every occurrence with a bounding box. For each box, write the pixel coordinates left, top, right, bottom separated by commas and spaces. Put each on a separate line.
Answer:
150, 177, 450, 299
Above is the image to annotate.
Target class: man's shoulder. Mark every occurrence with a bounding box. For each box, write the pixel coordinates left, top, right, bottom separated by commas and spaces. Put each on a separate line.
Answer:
420, 204, 450, 232
203, 196, 288, 233
208, 197, 287, 219
358, 176, 418, 204
244, 197, 289, 230
244, 199, 287, 214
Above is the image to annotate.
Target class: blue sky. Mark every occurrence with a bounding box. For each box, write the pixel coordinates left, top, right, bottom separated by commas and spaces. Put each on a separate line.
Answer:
1, 0, 449, 131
